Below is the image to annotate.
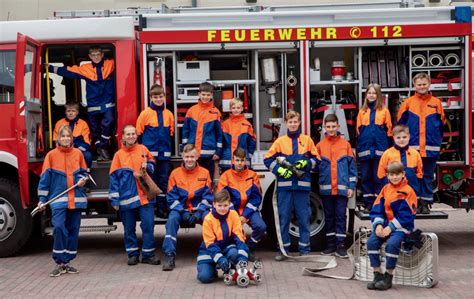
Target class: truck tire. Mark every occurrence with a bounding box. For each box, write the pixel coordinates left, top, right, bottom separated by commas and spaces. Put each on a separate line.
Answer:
261, 183, 326, 252
0, 179, 32, 257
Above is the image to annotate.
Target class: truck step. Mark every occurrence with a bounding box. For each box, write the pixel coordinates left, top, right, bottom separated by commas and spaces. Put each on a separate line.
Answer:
79, 225, 117, 233
355, 210, 449, 221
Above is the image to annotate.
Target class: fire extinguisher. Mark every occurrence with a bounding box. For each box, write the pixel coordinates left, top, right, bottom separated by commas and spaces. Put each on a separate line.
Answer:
287, 65, 297, 110
243, 85, 249, 112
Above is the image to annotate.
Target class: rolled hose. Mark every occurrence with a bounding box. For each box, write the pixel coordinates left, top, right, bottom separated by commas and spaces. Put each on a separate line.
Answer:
412, 54, 427, 67
444, 53, 460, 66
429, 54, 444, 67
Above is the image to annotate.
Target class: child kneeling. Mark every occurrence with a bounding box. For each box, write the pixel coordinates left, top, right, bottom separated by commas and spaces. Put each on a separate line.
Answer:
196, 190, 250, 283
367, 161, 417, 291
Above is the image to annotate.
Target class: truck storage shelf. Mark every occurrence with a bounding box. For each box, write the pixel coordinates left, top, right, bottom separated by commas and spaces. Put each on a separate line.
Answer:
411, 66, 463, 71
380, 87, 411, 92
176, 99, 198, 104
176, 79, 257, 86
310, 80, 360, 85
355, 210, 448, 220
430, 83, 461, 90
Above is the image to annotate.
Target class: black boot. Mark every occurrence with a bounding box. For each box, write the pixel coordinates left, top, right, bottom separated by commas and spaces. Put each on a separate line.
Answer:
375, 272, 393, 290
162, 254, 175, 271
367, 271, 384, 290
127, 255, 139, 266
420, 200, 431, 214
97, 148, 110, 161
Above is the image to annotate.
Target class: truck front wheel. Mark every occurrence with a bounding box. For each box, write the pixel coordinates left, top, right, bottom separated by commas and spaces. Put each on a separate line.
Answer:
0, 179, 32, 257
261, 183, 326, 252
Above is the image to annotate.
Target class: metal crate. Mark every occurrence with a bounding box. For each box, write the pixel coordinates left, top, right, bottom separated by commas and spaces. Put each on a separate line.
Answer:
353, 228, 439, 288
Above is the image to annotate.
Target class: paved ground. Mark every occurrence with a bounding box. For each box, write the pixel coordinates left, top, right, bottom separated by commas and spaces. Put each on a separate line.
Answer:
1, 206, 473, 298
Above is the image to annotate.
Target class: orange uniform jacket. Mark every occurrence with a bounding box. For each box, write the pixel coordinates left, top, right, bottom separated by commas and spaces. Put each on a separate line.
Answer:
166, 165, 213, 213
370, 178, 417, 234
53, 118, 91, 152
316, 134, 357, 196
182, 101, 223, 158
378, 146, 423, 195
109, 144, 155, 210
356, 105, 392, 160
397, 92, 445, 158
219, 114, 256, 168
217, 167, 262, 219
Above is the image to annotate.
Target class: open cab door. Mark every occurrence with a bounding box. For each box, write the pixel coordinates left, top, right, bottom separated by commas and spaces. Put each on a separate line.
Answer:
14, 33, 43, 208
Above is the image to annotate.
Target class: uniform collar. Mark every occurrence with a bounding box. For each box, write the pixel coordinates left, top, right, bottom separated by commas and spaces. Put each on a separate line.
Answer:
198, 100, 214, 109
287, 128, 301, 139
390, 177, 408, 188
149, 102, 164, 111
368, 101, 375, 110
229, 114, 245, 121
324, 132, 342, 141
181, 163, 200, 174
92, 60, 104, 68
393, 143, 409, 152
415, 92, 432, 101
57, 144, 73, 153
67, 116, 79, 124
211, 208, 229, 220
122, 143, 138, 152
230, 165, 248, 177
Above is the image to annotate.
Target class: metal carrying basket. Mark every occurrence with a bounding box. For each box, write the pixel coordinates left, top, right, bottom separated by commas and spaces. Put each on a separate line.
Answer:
353, 228, 439, 288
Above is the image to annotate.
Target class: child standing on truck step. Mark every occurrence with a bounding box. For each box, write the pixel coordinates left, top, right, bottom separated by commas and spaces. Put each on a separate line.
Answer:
136, 84, 174, 211
162, 144, 214, 271
109, 125, 160, 266
219, 98, 256, 171
53, 101, 92, 171
47, 46, 115, 162
37, 125, 88, 277
397, 72, 445, 214
367, 161, 417, 291
182, 82, 223, 181
196, 189, 250, 283
317, 114, 357, 259
378, 124, 423, 201
217, 148, 266, 261
356, 83, 392, 212
264, 111, 319, 261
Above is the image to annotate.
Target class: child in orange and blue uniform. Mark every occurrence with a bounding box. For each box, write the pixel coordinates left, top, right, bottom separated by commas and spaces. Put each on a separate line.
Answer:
397, 72, 445, 214
136, 84, 174, 207
356, 84, 392, 211
264, 111, 319, 260
37, 125, 88, 277
196, 189, 249, 283
162, 144, 214, 271
182, 82, 223, 180
317, 114, 357, 258
378, 124, 423, 198
219, 98, 256, 171
53, 101, 92, 170
48, 46, 115, 161
109, 125, 160, 266
367, 161, 417, 291
217, 148, 266, 259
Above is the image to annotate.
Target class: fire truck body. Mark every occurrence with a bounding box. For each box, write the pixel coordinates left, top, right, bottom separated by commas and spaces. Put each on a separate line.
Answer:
0, 2, 472, 257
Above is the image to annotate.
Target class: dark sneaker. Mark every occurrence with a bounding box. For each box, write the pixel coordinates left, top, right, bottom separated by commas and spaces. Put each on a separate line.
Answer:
162, 254, 175, 271
274, 252, 287, 262
375, 272, 393, 290
141, 255, 161, 265
335, 247, 348, 259
65, 264, 79, 274
128, 255, 139, 266
367, 271, 384, 290
321, 248, 336, 256
49, 265, 66, 277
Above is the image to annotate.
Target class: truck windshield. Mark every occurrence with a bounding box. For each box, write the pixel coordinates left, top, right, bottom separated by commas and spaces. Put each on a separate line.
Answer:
0, 50, 15, 104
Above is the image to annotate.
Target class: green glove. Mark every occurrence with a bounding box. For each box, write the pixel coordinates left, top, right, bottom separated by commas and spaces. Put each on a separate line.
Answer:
277, 167, 293, 179
295, 159, 308, 170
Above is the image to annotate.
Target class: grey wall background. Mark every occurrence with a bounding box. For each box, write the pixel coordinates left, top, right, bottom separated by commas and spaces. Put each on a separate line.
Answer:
1, 0, 470, 21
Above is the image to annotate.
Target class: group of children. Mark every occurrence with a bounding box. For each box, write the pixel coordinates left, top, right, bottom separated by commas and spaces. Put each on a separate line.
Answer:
38, 47, 444, 289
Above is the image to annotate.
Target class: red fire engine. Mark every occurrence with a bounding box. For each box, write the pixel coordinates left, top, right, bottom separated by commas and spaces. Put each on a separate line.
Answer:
0, 2, 473, 257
